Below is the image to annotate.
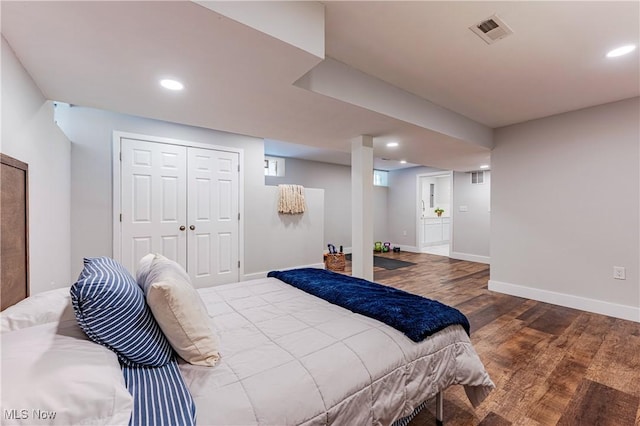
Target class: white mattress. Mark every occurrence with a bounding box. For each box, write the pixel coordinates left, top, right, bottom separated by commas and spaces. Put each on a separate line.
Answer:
179, 277, 494, 425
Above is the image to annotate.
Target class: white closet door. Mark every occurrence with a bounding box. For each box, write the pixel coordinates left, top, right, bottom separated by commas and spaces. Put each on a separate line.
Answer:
120, 138, 187, 274
187, 147, 239, 287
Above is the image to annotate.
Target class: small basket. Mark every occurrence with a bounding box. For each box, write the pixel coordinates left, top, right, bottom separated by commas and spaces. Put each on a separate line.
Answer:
324, 253, 345, 271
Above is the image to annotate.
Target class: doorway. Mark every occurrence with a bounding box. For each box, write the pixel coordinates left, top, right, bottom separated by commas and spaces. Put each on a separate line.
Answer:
417, 172, 452, 257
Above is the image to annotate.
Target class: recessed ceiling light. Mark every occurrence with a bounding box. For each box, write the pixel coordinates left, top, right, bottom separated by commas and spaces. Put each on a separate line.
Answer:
606, 44, 636, 58
400, 160, 407, 164
480, 164, 489, 169
160, 79, 184, 91
386, 142, 399, 147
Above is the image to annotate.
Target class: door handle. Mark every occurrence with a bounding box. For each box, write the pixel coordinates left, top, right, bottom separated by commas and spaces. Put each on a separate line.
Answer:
189, 225, 196, 231
179, 225, 186, 231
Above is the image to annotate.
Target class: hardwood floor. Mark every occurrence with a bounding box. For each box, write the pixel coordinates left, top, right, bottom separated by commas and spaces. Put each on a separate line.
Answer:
341, 251, 640, 425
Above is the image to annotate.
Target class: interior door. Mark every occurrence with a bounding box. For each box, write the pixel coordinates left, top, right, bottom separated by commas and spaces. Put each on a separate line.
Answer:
187, 147, 239, 287
120, 138, 187, 274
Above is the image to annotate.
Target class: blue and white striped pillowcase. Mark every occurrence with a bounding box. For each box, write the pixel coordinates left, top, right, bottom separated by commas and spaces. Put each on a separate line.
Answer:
71, 257, 173, 367
122, 361, 196, 426
71, 257, 196, 426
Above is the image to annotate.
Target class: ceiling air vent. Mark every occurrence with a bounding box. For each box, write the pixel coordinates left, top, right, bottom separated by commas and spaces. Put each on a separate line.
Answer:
470, 14, 513, 45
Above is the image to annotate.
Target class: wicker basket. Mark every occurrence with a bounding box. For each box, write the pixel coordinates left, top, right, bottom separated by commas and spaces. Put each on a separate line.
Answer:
324, 253, 345, 271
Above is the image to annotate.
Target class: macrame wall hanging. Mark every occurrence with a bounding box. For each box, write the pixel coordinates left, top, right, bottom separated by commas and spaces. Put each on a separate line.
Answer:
278, 184, 306, 214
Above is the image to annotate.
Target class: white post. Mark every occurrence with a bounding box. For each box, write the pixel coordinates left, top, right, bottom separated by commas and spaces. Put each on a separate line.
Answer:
351, 135, 374, 280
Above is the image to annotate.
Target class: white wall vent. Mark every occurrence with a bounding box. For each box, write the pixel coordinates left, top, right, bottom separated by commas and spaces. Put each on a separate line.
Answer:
471, 171, 485, 184
470, 14, 513, 45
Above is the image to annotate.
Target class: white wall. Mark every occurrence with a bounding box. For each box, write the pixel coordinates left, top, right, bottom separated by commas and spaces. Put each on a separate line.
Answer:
53, 105, 323, 279
451, 171, 490, 263
435, 175, 451, 215
265, 157, 389, 248
491, 97, 639, 322
1, 37, 72, 293
419, 175, 451, 219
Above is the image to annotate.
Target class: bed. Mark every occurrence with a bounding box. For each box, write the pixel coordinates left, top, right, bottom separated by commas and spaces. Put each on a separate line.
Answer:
0, 255, 494, 426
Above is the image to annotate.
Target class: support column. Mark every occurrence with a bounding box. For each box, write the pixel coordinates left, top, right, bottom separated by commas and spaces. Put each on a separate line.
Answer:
351, 135, 374, 281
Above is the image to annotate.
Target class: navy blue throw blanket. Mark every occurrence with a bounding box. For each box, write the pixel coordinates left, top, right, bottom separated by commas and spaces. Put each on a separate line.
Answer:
267, 268, 470, 341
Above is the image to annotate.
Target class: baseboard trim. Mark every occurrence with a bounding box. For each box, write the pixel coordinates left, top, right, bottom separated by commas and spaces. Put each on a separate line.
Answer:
449, 252, 490, 264
242, 262, 325, 281
488, 279, 640, 323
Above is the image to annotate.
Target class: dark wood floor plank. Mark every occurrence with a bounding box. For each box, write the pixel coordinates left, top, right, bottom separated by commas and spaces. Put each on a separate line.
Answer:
526, 304, 582, 336
477, 411, 511, 426
337, 252, 640, 425
557, 379, 639, 426
516, 302, 549, 322
441, 268, 490, 285
550, 312, 609, 368
465, 295, 528, 333
526, 357, 588, 424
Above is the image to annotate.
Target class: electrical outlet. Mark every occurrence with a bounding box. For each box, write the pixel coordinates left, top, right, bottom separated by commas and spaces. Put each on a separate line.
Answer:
613, 266, 626, 280
402, 230, 407, 236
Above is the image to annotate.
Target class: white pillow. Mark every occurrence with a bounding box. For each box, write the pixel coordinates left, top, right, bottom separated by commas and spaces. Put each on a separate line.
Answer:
1, 287, 75, 333
137, 254, 220, 367
1, 320, 133, 425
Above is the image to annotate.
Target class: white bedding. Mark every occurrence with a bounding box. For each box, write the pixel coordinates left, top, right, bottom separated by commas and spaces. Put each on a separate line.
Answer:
1, 320, 133, 426
180, 277, 494, 425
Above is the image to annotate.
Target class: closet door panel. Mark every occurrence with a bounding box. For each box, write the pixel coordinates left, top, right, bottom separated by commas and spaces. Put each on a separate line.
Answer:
187, 147, 239, 287
121, 139, 187, 275
217, 232, 232, 274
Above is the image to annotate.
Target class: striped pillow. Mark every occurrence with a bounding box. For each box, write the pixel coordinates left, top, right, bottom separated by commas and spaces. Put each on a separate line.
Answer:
71, 257, 173, 367
122, 361, 196, 426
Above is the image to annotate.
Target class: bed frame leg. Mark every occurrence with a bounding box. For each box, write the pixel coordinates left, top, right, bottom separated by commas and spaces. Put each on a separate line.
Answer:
435, 391, 444, 426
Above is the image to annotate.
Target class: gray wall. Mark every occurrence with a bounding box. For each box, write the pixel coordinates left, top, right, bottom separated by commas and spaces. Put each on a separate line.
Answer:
54, 105, 323, 279
491, 97, 639, 320
1, 36, 72, 293
451, 170, 491, 261
266, 158, 389, 248
387, 166, 444, 249
246, 186, 325, 278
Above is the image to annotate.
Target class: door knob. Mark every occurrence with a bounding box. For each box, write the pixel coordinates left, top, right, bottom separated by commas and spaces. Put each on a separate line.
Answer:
179, 225, 186, 231
189, 225, 196, 230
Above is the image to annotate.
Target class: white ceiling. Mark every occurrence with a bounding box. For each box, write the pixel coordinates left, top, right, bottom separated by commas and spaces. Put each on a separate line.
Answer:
325, 1, 640, 128
2, 1, 638, 171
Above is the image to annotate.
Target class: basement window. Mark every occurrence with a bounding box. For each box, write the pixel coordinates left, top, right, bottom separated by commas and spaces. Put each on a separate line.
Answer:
373, 170, 388, 187
264, 156, 285, 177
471, 171, 485, 184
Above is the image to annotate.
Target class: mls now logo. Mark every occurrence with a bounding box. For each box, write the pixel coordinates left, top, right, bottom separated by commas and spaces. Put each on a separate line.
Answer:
4, 410, 28, 420
4, 409, 57, 420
